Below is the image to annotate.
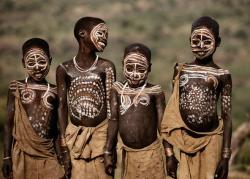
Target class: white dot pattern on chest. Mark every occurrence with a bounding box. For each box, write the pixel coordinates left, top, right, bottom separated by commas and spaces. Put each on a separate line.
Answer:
68, 74, 105, 119
180, 83, 217, 124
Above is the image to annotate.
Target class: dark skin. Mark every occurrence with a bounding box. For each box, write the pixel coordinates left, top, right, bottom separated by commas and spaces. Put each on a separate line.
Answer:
162, 141, 179, 179
104, 56, 167, 176
2, 49, 60, 178
168, 30, 232, 179
56, 21, 116, 178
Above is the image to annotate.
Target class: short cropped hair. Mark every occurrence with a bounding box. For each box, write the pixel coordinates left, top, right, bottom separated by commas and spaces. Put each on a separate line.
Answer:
191, 16, 220, 41
22, 38, 50, 57
124, 43, 151, 63
74, 16, 105, 42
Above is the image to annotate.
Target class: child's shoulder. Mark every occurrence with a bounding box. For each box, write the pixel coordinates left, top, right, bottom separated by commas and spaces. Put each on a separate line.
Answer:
58, 59, 74, 72
145, 83, 163, 94
48, 83, 57, 94
9, 79, 25, 91
98, 57, 115, 70
183, 62, 230, 75
112, 81, 124, 92
61, 59, 73, 66
112, 81, 163, 94
212, 64, 231, 75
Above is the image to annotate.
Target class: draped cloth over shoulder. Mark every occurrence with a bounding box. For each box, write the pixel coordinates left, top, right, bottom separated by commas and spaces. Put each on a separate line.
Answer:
12, 84, 64, 179
161, 64, 223, 179
65, 119, 112, 179
121, 139, 165, 179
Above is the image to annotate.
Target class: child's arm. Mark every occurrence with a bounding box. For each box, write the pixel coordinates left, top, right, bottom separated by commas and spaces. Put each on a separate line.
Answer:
2, 83, 16, 178
215, 73, 232, 179
104, 63, 116, 120
53, 100, 64, 165
156, 91, 166, 132
165, 63, 181, 178
56, 65, 71, 178
104, 87, 119, 176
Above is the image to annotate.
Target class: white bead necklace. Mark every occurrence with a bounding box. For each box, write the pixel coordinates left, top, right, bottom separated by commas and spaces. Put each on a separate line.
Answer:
73, 55, 99, 73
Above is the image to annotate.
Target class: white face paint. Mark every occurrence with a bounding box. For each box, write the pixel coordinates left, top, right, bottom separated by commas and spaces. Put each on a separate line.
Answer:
190, 27, 216, 60
24, 48, 50, 81
90, 23, 108, 52
123, 52, 149, 88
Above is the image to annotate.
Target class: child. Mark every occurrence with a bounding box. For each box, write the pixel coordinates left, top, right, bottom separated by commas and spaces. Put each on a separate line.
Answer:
104, 43, 166, 179
2, 38, 64, 179
56, 17, 115, 179
161, 16, 232, 179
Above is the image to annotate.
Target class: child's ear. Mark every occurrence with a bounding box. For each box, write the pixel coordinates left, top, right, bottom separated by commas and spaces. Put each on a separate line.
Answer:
148, 62, 152, 73
122, 59, 125, 68
22, 58, 26, 68
49, 57, 52, 64
216, 37, 221, 47
79, 30, 87, 38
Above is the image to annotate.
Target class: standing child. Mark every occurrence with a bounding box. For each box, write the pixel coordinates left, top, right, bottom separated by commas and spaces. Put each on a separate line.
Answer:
2, 38, 64, 179
104, 43, 168, 179
161, 16, 232, 179
56, 17, 116, 179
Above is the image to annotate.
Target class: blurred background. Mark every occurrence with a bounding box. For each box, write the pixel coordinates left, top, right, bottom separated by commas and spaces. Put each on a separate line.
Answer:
0, 0, 250, 178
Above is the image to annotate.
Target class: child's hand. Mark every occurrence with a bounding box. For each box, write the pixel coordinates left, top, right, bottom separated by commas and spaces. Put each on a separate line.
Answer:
214, 158, 229, 179
166, 155, 178, 179
61, 148, 72, 179
104, 153, 115, 176
2, 158, 13, 179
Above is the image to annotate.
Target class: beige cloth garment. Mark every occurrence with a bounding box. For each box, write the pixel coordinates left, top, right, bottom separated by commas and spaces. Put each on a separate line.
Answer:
161, 64, 223, 179
121, 139, 166, 179
65, 119, 112, 179
12, 85, 64, 179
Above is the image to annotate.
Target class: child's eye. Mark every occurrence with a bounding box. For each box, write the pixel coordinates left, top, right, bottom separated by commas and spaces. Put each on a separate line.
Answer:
37, 59, 47, 65
126, 65, 134, 72
28, 62, 35, 66
203, 40, 212, 45
192, 39, 200, 45
138, 68, 146, 73
96, 31, 103, 36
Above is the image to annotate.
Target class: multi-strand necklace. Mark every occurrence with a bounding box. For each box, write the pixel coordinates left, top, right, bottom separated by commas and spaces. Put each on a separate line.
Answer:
120, 82, 147, 115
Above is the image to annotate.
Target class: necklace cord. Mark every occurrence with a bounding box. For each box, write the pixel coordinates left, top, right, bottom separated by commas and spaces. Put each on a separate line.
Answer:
73, 55, 99, 73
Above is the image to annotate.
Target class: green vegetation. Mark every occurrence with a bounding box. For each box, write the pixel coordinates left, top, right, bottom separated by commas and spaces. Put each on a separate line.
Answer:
1, 0, 250, 177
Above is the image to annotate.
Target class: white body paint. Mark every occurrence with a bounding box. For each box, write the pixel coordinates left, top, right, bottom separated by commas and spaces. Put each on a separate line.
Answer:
179, 64, 229, 125
113, 81, 162, 115
10, 80, 57, 138
190, 27, 216, 59
123, 52, 149, 86
24, 48, 50, 81
90, 23, 108, 52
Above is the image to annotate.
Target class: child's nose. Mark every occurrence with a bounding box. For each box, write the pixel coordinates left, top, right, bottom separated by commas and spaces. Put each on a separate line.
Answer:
198, 41, 204, 48
34, 64, 40, 70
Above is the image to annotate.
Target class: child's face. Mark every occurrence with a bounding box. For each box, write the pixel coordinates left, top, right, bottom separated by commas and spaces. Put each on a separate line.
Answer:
190, 27, 216, 60
123, 52, 149, 88
23, 47, 50, 81
90, 23, 108, 52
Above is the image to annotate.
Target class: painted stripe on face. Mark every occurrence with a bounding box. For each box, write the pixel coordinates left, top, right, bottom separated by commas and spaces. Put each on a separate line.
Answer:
123, 53, 149, 86
90, 23, 108, 52
190, 27, 216, 59
24, 48, 50, 81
